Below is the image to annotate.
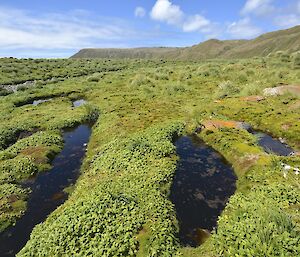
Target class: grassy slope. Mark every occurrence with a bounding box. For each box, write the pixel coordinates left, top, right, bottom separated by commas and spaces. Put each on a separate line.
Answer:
0, 57, 299, 256
71, 25, 300, 60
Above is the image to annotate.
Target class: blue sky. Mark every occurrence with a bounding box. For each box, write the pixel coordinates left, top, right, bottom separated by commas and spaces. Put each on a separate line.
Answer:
0, 0, 299, 57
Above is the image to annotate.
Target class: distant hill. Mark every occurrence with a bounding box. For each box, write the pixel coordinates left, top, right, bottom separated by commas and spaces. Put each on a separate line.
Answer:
71, 25, 300, 60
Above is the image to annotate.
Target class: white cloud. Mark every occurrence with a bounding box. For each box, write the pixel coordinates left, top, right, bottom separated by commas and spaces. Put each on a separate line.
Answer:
150, 0, 184, 25
274, 14, 300, 28
240, 0, 300, 30
227, 18, 262, 38
241, 0, 275, 16
150, 0, 216, 37
0, 7, 137, 50
135, 7, 146, 18
183, 15, 211, 32
271, 1, 300, 28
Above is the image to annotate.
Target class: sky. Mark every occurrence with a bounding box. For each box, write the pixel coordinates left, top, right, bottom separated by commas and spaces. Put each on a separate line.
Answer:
0, 0, 299, 58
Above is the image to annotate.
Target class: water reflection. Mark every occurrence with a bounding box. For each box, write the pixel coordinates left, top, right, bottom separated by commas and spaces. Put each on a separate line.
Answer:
170, 135, 236, 247
0, 125, 92, 257
32, 99, 52, 106
249, 130, 294, 156
73, 99, 86, 107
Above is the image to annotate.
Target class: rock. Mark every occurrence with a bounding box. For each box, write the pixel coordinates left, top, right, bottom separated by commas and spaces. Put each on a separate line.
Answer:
263, 85, 300, 97
263, 87, 281, 96
0, 81, 35, 93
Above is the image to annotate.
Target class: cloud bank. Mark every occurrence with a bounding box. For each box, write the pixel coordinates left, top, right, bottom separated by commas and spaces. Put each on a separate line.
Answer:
0, 7, 136, 50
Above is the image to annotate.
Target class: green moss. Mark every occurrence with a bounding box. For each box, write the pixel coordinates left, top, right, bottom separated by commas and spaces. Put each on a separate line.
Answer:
18, 122, 184, 257
0, 183, 30, 232
0, 57, 299, 256
213, 186, 300, 257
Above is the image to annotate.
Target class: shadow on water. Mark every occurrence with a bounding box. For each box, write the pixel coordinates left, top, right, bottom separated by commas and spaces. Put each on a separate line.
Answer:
170, 135, 237, 247
0, 124, 92, 257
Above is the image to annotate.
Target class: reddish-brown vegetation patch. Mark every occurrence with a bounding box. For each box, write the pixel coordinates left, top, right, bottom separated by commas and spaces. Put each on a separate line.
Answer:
202, 120, 244, 130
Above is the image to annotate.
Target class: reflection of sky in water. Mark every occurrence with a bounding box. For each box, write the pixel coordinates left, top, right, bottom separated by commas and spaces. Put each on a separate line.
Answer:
170, 135, 236, 247
252, 131, 294, 156
32, 99, 52, 105
31, 98, 87, 108
73, 99, 86, 107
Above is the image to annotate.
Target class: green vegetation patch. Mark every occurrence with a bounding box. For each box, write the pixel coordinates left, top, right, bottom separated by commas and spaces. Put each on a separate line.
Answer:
0, 56, 299, 256
197, 127, 300, 257
214, 184, 300, 257
0, 183, 30, 232
18, 122, 185, 257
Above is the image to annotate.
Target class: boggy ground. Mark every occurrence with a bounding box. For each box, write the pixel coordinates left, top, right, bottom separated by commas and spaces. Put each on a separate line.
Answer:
0, 56, 299, 256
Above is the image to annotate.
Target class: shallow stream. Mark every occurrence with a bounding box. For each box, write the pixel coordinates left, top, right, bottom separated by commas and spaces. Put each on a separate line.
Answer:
249, 129, 295, 156
0, 124, 92, 256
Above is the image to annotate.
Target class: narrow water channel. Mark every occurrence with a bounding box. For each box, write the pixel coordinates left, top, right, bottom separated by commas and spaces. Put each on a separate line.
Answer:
249, 130, 294, 156
170, 135, 236, 247
32, 99, 52, 106
0, 125, 92, 257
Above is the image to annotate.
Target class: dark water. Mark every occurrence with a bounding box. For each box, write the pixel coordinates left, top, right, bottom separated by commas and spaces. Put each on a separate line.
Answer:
248, 129, 294, 156
73, 99, 86, 107
170, 135, 237, 247
0, 125, 92, 257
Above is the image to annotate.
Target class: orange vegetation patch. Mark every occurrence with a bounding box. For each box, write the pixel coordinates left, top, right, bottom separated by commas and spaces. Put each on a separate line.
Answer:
202, 120, 244, 130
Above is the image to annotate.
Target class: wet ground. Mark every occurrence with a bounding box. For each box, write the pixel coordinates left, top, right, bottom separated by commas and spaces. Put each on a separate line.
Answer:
0, 125, 92, 257
170, 135, 237, 247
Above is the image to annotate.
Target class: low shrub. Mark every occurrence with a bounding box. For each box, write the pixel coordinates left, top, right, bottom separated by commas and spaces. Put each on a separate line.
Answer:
213, 185, 300, 257
213, 81, 240, 99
